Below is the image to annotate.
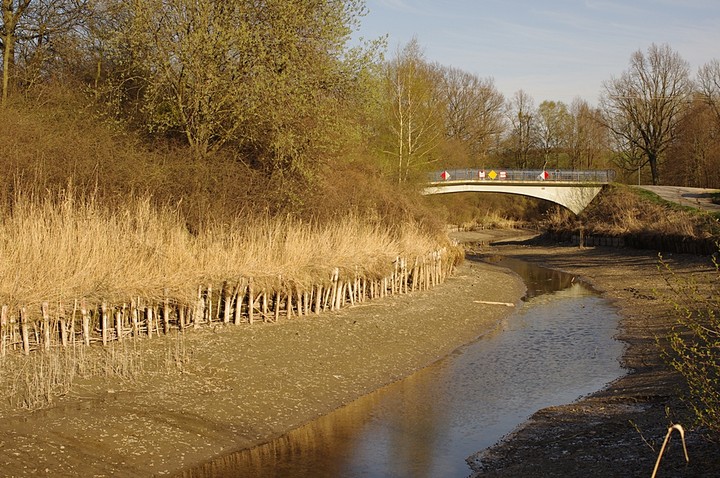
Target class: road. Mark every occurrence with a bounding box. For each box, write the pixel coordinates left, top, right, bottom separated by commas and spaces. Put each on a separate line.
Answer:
635, 185, 720, 213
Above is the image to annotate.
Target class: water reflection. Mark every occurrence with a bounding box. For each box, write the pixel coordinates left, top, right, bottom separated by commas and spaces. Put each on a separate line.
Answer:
179, 257, 625, 478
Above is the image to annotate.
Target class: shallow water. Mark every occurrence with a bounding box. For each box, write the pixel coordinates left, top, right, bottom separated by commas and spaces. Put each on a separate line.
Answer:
182, 257, 626, 478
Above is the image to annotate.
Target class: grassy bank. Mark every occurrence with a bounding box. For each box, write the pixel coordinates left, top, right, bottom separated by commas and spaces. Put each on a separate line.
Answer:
0, 193, 460, 408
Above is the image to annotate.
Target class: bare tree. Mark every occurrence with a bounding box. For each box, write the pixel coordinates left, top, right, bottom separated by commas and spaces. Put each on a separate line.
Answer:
439, 66, 505, 165
506, 90, 536, 169
664, 97, 720, 188
698, 59, 720, 124
536, 100, 571, 169
380, 38, 443, 182
1, 0, 90, 103
600, 43, 693, 185
568, 98, 608, 169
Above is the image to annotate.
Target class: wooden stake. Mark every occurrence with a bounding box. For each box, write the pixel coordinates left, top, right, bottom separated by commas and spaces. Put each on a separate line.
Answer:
314, 285, 322, 314
42, 302, 51, 350
59, 302, 68, 347
274, 290, 281, 322
70, 300, 77, 346
146, 306, 153, 339
286, 288, 292, 320
262, 291, 268, 322
163, 290, 171, 333
178, 306, 186, 330
194, 285, 203, 329
101, 302, 109, 346
248, 280, 255, 324
132, 298, 140, 337
206, 284, 213, 323
1, 305, 8, 356
20, 307, 30, 355
115, 309, 123, 342
81, 299, 90, 346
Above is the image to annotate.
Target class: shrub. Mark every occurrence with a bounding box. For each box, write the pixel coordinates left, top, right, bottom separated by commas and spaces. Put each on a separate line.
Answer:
662, 253, 720, 434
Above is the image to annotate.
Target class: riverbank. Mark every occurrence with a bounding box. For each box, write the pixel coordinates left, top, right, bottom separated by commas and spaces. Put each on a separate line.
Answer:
0, 254, 525, 476
467, 234, 720, 477
1, 230, 718, 477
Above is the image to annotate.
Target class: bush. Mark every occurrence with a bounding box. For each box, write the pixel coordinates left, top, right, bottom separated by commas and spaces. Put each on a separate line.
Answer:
662, 253, 720, 434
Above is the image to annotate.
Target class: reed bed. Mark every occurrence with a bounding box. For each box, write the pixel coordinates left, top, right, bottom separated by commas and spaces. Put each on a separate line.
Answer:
0, 195, 460, 359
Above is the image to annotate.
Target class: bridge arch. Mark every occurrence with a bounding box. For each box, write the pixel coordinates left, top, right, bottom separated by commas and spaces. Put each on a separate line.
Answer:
422, 169, 614, 214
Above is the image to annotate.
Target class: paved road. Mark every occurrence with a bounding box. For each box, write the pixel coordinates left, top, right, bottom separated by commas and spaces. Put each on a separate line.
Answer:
635, 185, 720, 213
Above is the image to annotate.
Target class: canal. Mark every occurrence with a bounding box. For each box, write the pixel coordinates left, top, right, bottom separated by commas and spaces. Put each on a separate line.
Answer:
180, 255, 626, 477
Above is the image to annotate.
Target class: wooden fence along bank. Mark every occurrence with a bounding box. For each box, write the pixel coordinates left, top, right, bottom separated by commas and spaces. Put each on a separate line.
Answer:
0, 249, 455, 356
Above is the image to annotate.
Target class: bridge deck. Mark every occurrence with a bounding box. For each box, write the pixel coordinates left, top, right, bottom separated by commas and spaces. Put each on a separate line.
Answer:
427, 169, 615, 184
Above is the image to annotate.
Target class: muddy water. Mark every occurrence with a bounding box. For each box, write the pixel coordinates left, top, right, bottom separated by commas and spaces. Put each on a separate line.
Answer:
181, 257, 625, 478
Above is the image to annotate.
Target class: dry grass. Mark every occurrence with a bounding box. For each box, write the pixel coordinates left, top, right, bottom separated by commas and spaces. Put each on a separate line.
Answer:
545, 184, 713, 238
0, 192, 451, 311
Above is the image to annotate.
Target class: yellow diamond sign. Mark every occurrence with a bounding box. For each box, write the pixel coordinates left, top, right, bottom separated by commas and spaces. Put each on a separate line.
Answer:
488, 170, 497, 180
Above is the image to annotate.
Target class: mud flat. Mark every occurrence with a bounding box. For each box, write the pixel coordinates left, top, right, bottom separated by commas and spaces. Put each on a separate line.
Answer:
467, 235, 720, 477
0, 253, 524, 477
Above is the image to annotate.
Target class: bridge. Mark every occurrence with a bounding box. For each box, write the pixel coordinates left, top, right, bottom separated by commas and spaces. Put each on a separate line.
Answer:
423, 169, 616, 214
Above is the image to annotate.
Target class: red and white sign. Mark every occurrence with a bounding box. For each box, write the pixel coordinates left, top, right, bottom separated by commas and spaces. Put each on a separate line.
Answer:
440, 170, 451, 180
478, 170, 486, 179
499, 171, 507, 180
537, 170, 549, 180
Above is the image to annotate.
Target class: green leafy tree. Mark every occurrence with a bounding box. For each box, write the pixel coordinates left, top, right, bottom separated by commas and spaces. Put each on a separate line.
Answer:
378, 38, 443, 183
104, 0, 372, 172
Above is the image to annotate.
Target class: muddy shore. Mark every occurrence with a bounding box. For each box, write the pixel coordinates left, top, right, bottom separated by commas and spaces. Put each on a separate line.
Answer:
0, 230, 718, 477
0, 239, 525, 477
468, 234, 720, 477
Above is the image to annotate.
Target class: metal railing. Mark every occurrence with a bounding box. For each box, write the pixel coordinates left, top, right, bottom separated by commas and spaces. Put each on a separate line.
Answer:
427, 169, 616, 183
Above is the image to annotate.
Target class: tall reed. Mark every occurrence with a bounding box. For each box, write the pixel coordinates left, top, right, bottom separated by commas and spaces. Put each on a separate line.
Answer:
0, 192, 453, 315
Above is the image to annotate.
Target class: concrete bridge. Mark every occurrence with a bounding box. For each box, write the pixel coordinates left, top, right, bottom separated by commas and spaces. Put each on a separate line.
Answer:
423, 169, 616, 214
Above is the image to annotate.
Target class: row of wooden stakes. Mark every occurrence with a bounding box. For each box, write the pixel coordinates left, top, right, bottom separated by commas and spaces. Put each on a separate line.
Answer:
0, 249, 455, 356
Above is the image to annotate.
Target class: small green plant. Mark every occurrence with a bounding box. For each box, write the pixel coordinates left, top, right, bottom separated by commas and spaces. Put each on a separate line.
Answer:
661, 253, 720, 435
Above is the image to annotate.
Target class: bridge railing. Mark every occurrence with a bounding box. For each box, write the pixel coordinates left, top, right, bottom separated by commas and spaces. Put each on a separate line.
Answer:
427, 169, 616, 183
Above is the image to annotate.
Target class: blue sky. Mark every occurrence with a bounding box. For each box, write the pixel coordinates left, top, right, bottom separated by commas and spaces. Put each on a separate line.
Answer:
354, 0, 720, 105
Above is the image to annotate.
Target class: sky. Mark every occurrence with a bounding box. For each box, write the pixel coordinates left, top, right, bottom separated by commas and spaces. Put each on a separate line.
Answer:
353, 0, 720, 106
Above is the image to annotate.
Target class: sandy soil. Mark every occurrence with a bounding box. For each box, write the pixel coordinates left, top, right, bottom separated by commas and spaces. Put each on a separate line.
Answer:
0, 249, 525, 477
0, 230, 718, 477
